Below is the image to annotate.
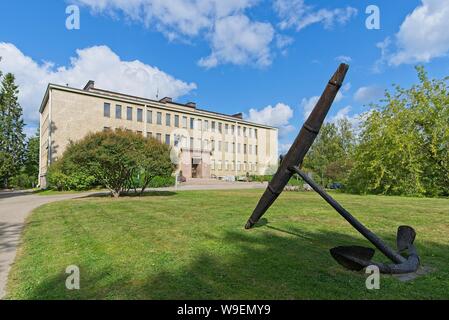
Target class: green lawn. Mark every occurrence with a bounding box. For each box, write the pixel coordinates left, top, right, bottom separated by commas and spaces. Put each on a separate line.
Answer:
6, 189, 449, 299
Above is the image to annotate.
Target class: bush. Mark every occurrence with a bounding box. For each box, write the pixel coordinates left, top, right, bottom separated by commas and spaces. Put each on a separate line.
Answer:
47, 130, 174, 197
47, 162, 96, 191
9, 173, 37, 189
147, 176, 176, 188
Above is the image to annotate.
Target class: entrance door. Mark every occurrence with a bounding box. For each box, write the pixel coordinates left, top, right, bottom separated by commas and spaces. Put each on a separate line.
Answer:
192, 164, 199, 178
192, 157, 201, 178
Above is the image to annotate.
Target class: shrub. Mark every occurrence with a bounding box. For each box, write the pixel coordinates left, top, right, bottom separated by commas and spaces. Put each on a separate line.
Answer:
47, 161, 96, 191
147, 176, 176, 188
50, 130, 174, 197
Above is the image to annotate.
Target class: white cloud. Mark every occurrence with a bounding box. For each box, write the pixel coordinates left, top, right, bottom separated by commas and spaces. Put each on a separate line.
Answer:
300, 91, 344, 119
274, 0, 357, 31
335, 55, 352, 63
77, 0, 275, 68
77, 0, 258, 38
246, 102, 294, 137
329, 105, 365, 133
377, 0, 449, 66
198, 15, 274, 68
300, 95, 319, 119
353, 86, 384, 104
0, 43, 196, 125
278, 143, 292, 154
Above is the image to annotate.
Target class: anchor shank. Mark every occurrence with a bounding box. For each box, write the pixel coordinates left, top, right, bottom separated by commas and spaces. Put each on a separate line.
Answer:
289, 166, 406, 264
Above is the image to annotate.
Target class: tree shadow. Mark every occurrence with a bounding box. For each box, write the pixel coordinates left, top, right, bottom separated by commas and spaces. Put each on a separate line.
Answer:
0, 222, 23, 273
12, 219, 447, 300
0, 190, 35, 200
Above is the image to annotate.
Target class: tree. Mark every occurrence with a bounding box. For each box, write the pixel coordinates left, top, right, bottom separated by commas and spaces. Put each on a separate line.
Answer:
347, 66, 449, 197
139, 137, 174, 195
23, 131, 40, 185
302, 119, 355, 186
0, 73, 26, 188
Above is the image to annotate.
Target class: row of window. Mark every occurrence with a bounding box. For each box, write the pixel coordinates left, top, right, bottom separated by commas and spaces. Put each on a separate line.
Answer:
172, 135, 258, 155
103, 103, 259, 138
104, 127, 259, 156
211, 160, 258, 172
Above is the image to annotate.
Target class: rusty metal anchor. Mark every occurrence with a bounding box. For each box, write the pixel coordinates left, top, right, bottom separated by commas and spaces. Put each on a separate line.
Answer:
244, 64, 420, 274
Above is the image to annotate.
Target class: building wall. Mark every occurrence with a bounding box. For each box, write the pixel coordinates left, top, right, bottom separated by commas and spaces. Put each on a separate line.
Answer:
39, 85, 278, 186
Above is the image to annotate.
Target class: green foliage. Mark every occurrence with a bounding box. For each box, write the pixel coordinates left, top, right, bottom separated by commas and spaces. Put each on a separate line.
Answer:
347, 66, 449, 197
47, 159, 96, 191
138, 137, 174, 194
0, 73, 26, 188
50, 130, 174, 196
302, 118, 355, 187
147, 175, 176, 188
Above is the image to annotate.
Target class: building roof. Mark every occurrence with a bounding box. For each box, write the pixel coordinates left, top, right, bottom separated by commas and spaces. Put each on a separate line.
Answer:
39, 82, 277, 130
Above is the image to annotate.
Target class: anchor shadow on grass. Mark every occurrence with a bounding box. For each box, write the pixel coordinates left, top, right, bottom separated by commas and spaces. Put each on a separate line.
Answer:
14, 220, 448, 300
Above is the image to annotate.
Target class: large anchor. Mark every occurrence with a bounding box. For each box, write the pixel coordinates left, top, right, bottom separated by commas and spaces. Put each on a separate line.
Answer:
245, 64, 420, 274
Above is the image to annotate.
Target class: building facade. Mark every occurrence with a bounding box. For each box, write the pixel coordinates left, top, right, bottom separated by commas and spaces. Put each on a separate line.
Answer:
39, 81, 278, 188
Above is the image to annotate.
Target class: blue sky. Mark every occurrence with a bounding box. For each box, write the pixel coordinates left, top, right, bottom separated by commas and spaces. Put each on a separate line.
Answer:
1, 0, 448, 151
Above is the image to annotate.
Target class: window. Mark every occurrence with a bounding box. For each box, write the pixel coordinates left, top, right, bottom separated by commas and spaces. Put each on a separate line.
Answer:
211, 160, 215, 170
137, 108, 143, 122
211, 121, 216, 132
166, 114, 171, 126
147, 109, 153, 123
127, 107, 133, 120
225, 142, 229, 153
218, 160, 222, 170
157, 112, 162, 125
225, 124, 229, 135
115, 105, 122, 119
182, 116, 187, 128
156, 133, 162, 142
204, 139, 209, 150
232, 142, 236, 153
165, 134, 171, 145
255, 129, 258, 138
174, 135, 180, 147
204, 120, 209, 131
104, 103, 111, 117
238, 143, 241, 153
197, 119, 202, 131
211, 139, 215, 151
103, 126, 111, 131
244, 144, 247, 154
225, 161, 229, 170
218, 141, 222, 151
237, 161, 241, 171
238, 126, 241, 136
249, 145, 252, 155
197, 138, 201, 150
218, 123, 222, 134
137, 131, 143, 136
243, 127, 247, 137
231, 125, 235, 135
147, 132, 153, 138
175, 115, 179, 128
249, 128, 253, 138
190, 118, 195, 129
190, 137, 194, 149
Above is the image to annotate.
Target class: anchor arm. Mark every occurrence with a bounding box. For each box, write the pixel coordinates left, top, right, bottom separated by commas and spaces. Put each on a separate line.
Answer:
245, 63, 349, 229
289, 166, 406, 264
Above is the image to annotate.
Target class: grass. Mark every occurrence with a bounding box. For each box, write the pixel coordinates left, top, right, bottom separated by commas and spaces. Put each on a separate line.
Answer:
6, 189, 449, 299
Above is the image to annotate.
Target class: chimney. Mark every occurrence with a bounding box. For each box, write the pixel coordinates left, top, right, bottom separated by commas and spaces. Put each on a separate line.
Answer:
232, 112, 243, 119
186, 102, 197, 108
83, 80, 95, 91
159, 97, 172, 103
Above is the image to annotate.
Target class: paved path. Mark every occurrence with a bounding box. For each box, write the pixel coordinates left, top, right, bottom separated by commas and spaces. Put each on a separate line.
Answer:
0, 191, 98, 299
0, 181, 267, 299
